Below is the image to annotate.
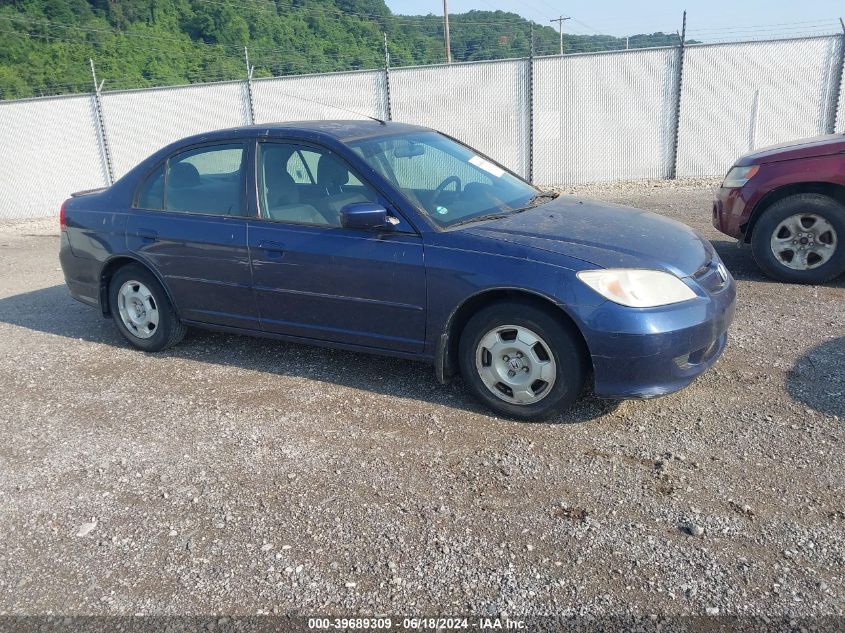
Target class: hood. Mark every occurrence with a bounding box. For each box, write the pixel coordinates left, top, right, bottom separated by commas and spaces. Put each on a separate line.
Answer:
735, 133, 845, 166
461, 196, 713, 277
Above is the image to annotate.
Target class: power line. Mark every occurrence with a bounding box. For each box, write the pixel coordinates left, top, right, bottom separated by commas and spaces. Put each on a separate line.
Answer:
686, 18, 842, 31
3, 7, 844, 100
5, 11, 833, 56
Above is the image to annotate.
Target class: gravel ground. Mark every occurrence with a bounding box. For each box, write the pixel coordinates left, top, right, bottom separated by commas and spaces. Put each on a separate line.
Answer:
0, 179, 843, 623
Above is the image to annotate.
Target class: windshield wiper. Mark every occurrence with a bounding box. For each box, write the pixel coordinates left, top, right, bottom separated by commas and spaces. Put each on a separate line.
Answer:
448, 212, 512, 228
510, 191, 559, 212
446, 192, 559, 229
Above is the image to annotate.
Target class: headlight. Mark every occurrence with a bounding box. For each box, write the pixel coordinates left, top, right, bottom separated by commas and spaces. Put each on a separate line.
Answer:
577, 269, 697, 308
722, 165, 759, 188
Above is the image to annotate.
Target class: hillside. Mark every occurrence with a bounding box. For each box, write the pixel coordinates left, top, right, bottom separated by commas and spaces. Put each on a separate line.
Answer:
0, 0, 683, 100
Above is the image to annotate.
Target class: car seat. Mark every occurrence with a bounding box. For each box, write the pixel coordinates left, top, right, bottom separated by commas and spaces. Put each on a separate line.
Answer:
315, 154, 369, 224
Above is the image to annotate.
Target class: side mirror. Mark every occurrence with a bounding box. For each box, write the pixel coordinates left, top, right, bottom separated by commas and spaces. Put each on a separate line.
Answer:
340, 202, 389, 230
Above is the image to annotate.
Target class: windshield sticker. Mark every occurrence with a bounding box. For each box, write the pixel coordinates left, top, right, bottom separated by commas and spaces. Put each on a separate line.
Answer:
469, 155, 505, 178
436, 206, 449, 215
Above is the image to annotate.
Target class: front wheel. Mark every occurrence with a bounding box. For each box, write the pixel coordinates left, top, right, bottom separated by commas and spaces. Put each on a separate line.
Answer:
751, 193, 845, 283
458, 302, 587, 420
109, 264, 186, 352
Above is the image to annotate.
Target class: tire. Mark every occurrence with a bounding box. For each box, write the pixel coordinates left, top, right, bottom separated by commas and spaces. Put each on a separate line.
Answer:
109, 264, 186, 352
750, 193, 845, 284
458, 301, 587, 421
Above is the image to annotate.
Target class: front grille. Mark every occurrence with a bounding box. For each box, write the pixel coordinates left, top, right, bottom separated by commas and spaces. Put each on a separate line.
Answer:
692, 258, 728, 293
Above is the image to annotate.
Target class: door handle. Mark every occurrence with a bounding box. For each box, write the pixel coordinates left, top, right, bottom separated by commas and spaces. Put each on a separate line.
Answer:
136, 228, 158, 243
258, 240, 285, 258
258, 240, 285, 252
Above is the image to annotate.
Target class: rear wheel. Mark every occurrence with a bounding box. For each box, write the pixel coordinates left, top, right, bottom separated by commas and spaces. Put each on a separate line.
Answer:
458, 301, 587, 420
751, 193, 845, 283
109, 264, 186, 351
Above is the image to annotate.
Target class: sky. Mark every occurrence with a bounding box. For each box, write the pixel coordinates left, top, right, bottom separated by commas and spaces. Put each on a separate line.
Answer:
384, 0, 844, 39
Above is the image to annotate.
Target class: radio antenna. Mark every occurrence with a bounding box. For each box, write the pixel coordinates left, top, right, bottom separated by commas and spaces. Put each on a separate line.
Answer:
252, 85, 387, 125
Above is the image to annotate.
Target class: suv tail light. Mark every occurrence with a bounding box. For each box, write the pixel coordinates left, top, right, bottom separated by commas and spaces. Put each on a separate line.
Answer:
60, 200, 67, 231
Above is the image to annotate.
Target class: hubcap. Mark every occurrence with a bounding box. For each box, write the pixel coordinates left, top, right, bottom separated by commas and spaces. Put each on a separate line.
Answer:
770, 213, 837, 271
475, 324, 557, 405
117, 280, 159, 339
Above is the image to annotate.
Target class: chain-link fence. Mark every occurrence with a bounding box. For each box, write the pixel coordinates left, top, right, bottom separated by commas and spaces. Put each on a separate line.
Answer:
837, 56, 845, 134
0, 94, 108, 219
101, 81, 252, 178
252, 70, 387, 125
533, 47, 680, 184
676, 36, 843, 177
391, 59, 531, 180
1, 34, 844, 218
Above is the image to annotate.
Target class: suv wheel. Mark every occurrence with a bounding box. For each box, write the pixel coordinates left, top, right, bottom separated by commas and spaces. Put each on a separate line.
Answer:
458, 301, 587, 421
109, 264, 186, 351
751, 193, 845, 283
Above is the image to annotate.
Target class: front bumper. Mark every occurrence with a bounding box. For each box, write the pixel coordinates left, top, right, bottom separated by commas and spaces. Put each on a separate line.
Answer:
712, 186, 752, 240
577, 273, 736, 400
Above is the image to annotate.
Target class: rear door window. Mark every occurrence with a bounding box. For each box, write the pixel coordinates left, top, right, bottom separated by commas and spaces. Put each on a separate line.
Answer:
163, 144, 245, 216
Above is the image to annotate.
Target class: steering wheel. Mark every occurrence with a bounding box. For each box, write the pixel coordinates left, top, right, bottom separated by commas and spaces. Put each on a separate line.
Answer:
432, 175, 462, 206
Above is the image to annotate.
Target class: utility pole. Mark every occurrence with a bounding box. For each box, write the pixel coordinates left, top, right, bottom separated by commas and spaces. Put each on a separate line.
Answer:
443, 0, 452, 64
550, 15, 571, 55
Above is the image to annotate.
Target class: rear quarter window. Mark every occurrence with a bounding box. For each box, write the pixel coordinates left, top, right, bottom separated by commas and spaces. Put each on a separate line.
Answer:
136, 165, 164, 210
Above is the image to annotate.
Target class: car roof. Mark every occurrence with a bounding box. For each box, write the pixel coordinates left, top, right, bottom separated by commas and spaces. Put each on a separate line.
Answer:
175, 120, 433, 147
255, 120, 430, 140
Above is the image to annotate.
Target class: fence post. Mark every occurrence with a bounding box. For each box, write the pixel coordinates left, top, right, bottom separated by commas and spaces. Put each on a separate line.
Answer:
747, 89, 761, 152
89, 59, 114, 185
667, 11, 687, 180
527, 25, 535, 184
244, 47, 256, 125
826, 20, 845, 133
383, 32, 393, 121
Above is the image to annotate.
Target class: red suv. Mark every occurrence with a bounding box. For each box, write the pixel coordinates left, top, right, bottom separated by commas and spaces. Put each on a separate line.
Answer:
713, 134, 845, 283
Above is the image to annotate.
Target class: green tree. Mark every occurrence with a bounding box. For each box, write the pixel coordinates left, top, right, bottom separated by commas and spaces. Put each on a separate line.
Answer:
0, 0, 689, 100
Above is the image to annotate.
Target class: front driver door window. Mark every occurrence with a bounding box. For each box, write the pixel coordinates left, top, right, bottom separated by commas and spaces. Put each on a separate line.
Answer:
248, 141, 426, 353
258, 143, 379, 227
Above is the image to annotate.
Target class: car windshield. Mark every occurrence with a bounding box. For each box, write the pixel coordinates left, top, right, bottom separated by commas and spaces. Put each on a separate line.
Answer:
349, 131, 545, 228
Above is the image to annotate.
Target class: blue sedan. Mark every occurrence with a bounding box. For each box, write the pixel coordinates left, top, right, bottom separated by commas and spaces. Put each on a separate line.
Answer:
59, 121, 735, 420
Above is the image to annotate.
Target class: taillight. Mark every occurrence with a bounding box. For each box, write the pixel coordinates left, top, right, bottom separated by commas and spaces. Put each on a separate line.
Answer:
60, 200, 67, 231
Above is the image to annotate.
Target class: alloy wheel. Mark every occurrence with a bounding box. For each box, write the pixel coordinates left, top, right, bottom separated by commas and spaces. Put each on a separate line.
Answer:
769, 213, 838, 270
